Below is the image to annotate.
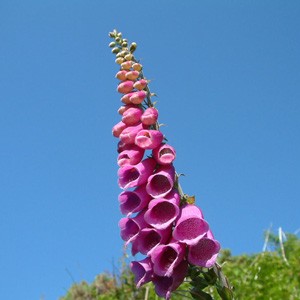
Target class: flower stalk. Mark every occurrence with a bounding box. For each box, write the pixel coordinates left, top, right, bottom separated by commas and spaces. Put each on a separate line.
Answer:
109, 29, 234, 300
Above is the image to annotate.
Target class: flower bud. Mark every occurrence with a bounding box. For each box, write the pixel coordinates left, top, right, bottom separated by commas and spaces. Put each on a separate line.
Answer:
130, 91, 147, 104
141, 107, 158, 125
117, 80, 134, 94
121, 61, 132, 70
109, 41, 116, 48
122, 107, 143, 126
115, 37, 121, 43
122, 42, 128, 47
118, 104, 136, 115
115, 57, 124, 64
133, 79, 148, 90
126, 70, 140, 80
112, 121, 127, 138
121, 92, 135, 104
116, 70, 128, 81
125, 53, 133, 61
132, 63, 142, 71
111, 47, 120, 54
130, 42, 137, 53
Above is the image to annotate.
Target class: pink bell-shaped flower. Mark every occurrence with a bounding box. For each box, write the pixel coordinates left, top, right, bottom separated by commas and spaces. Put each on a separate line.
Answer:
117, 144, 145, 167
187, 230, 220, 268
153, 259, 188, 300
118, 210, 148, 245
118, 157, 156, 189
144, 189, 180, 230
150, 241, 186, 277
131, 226, 171, 256
118, 184, 151, 216
130, 257, 153, 288
153, 143, 176, 165
146, 164, 175, 198
135, 129, 164, 149
173, 204, 209, 245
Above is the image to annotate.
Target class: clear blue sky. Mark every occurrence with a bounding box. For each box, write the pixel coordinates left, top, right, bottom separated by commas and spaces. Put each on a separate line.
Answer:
1, 1, 299, 299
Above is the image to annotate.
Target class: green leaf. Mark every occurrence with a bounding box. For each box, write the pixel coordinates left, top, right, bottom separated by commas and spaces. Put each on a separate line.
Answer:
190, 288, 213, 300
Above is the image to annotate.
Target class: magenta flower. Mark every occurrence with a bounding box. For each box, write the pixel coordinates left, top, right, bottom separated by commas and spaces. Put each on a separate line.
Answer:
118, 157, 156, 189
153, 143, 176, 165
173, 204, 209, 245
153, 259, 188, 300
119, 123, 145, 144
131, 226, 171, 256
188, 235, 221, 268
130, 257, 153, 288
144, 197, 180, 230
109, 30, 225, 300
118, 184, 151, 216
118, 210, 148, 245
135, 129, 164, 150
146, 164, 175, 198
117, 144, 145, 167
150, 241, 186, 277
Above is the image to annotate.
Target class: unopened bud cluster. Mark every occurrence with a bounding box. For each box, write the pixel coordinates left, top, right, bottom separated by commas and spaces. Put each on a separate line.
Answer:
109, 29, 220, 300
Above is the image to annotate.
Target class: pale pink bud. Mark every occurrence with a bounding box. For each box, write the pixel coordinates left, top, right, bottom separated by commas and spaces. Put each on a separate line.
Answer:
116, 70, 128, 81
126, 70, 140, 80
117, 80, 134, 94
153, 143, 176, 165
121, 92, 135, 104
133, 79, 148, 90
121, 60, 132, 70
135, 129, 164, 149
118, 104, 136, 115
112, 121, 127, 138
132, 62, 142, 71
122, 107, 143, 126
130, 91, 147, 104
141, 107, 158, 125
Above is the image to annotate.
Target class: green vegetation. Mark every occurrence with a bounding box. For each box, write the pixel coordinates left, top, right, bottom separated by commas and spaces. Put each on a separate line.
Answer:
60, 232, 300, 300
